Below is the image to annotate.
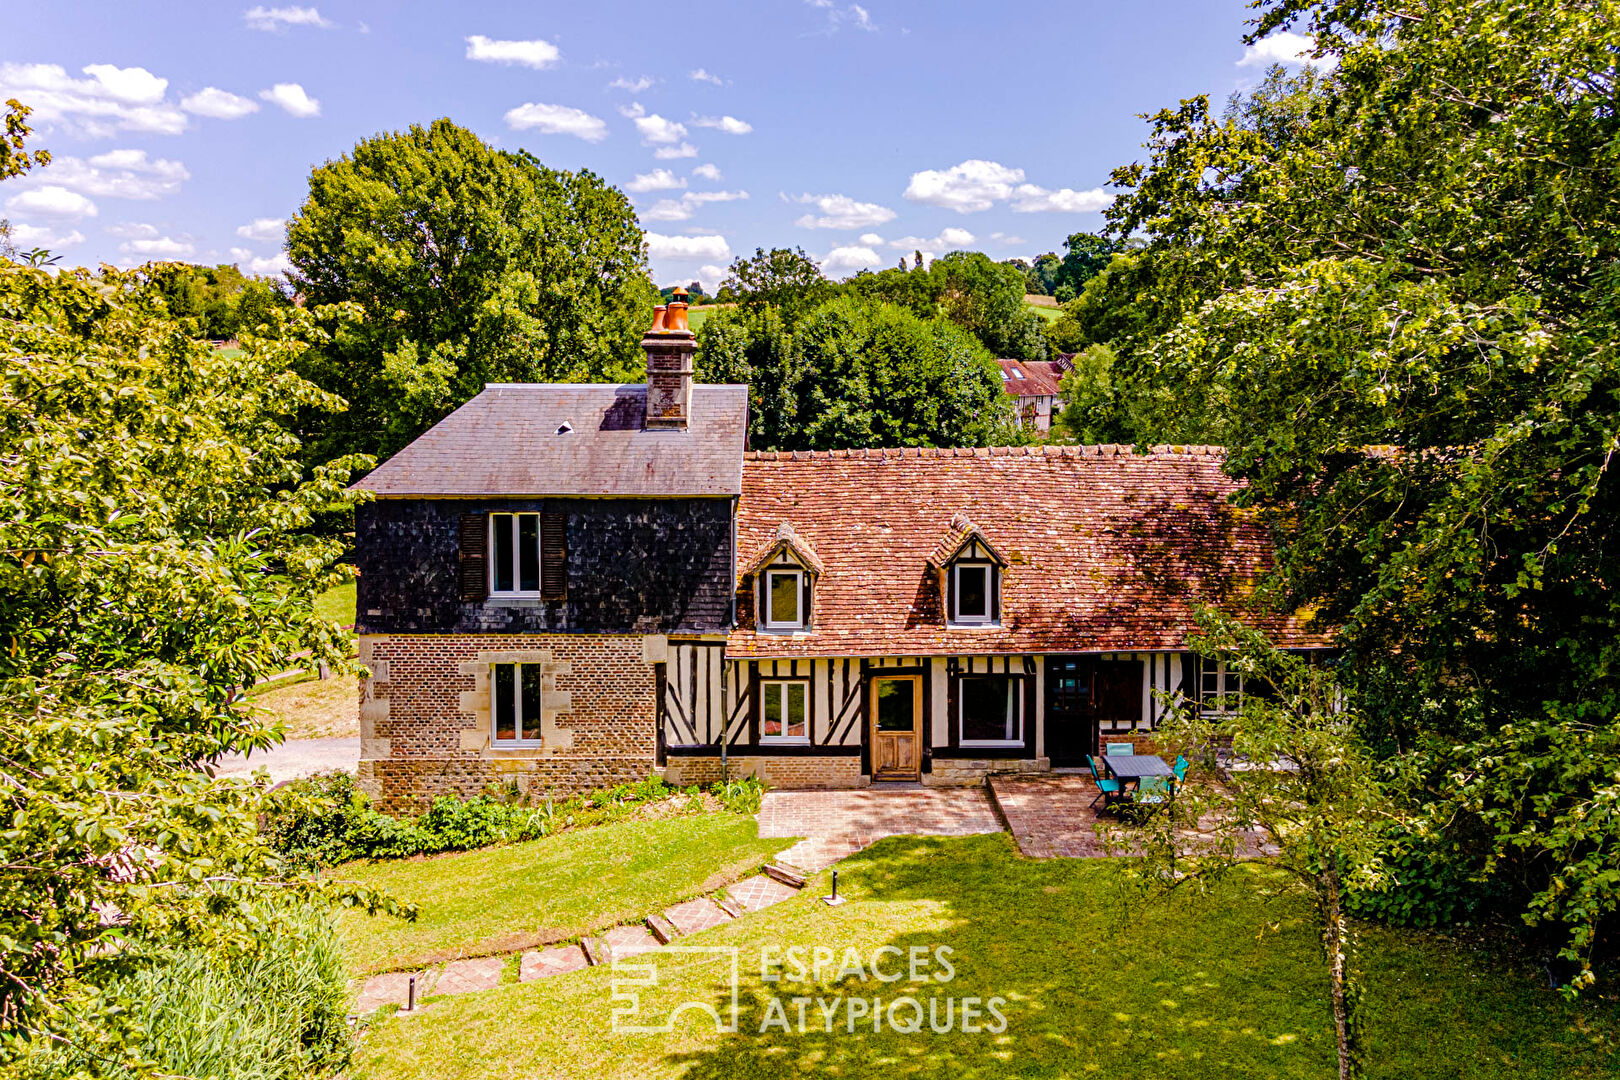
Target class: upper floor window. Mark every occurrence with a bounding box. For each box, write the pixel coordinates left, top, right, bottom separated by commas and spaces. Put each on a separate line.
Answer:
1200, 661, 1244, 716
490, 512, 541, 596
950, 561, 996, 626
492, 662, 544, 745
764, 567, 806, 630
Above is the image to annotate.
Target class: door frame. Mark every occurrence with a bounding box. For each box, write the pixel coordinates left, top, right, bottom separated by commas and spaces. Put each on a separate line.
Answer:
869, 674, 923, 781
1043, 654, 1098, 768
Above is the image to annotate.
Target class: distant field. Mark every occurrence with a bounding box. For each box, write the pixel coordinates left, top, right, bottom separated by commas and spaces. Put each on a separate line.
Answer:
1026, 301, 1066, 323
1024, 292, 1061, 308
687, 304, 730, 332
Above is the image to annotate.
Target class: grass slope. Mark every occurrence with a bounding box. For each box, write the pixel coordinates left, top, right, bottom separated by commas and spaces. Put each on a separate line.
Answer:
254, 675, 359, 739
354, 834, 1619, 1080
315, 582, 356, 625
336, 812, 791, 974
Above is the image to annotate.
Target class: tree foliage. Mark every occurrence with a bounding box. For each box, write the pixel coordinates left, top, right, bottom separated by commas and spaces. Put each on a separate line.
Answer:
287, 118, 656, 463
0, 262, 400, 1066
1102, 0, 1620, 983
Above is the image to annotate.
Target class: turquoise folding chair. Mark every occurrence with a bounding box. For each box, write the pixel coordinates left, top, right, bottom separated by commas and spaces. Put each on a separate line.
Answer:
1105, 742, 1134, 757
1134, 775, 1171, 809
1171, 754, 1190, 794
1087, 755, 1122, 809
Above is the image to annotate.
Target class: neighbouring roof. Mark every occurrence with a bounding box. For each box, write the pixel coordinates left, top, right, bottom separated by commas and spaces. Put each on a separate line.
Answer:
997, 358, 1068, 398
741, 521, 826, 577
353, 384, 749, 498
728, 445, 1329, 658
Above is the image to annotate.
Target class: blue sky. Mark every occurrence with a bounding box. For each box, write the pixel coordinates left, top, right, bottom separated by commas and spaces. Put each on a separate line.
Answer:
4, 1, 1316, 290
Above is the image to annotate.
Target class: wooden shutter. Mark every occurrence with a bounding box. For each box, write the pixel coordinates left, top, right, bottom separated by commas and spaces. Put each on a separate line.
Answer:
458, 514, 488, 601
540, 508, 566, 599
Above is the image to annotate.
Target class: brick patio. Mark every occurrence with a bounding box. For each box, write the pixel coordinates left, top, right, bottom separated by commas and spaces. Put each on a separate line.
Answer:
989, 775, 1119, 858
758, 787, 1005, 871
520, 944, 589, 981
432, 955, 505, 996
726, 873, 800, 912
664, 896, 734, 936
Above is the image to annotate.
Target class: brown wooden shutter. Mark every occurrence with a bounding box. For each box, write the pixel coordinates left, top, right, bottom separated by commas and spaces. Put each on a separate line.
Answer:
540, 509, 566, 599
458, 513, 488, 601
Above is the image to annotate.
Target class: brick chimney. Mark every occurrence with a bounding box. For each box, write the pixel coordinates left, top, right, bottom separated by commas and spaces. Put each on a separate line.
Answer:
642, 287, 697, 430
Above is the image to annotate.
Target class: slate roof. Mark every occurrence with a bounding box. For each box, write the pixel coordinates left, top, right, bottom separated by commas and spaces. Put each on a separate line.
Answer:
727, 445, 1328, 658
354, 384, 749, 497
998, 358, 1069, 398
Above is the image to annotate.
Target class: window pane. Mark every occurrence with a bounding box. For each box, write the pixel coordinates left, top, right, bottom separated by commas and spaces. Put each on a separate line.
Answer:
518, 514, 540, 593
875, 679, 914, 732
769, 572, 799, 625
762, 683, 782, 737
521, 664, 543, 741
492, 514, 514, 593
786, 683, 807, 738
956, 566, 988, 618
961, 676, 1017, 742
494, 664, 516, 741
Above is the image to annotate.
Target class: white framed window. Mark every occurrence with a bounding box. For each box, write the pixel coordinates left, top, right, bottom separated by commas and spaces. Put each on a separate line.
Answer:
1200, 661, 1244, 716
761, 680, 809, 743
763, 568, 806, 630
491, 662, 544, 745
950, 562, 995, 626
489, 512, 542, 596
957, 674, 1022, 746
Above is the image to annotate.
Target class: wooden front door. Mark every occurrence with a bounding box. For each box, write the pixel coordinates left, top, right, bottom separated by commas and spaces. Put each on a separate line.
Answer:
1044, 655, 1096, 767
871, 675, 922, 781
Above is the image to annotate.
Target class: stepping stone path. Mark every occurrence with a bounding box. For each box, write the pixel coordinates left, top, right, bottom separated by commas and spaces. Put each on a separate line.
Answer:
354, 868, 804, 1014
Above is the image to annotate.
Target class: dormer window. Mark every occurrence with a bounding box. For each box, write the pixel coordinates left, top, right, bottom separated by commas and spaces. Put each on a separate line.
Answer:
764, 568, 806, 630
951, 562, 995, 625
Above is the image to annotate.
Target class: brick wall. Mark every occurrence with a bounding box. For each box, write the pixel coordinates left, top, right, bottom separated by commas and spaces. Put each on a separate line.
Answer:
663, 755, 866, 790
927, 756, 1051, 787
358, 632, 660, 811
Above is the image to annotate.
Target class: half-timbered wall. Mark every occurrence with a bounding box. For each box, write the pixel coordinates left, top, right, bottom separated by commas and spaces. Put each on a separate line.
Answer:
1092, 651, 1185, 731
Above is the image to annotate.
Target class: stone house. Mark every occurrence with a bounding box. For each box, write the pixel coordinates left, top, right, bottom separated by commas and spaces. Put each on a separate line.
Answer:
353, 292, 1325, 809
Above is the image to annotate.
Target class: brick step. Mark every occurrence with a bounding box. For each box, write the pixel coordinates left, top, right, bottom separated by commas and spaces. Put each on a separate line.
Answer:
764, 863, 806, 889
645, 913, 679, 945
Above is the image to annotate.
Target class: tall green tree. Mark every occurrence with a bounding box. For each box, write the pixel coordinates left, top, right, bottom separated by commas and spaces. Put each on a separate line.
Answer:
694, 304, 799, 449
1055, 230, 1122, 296
287, 118, 655, 462
1106, 0, 1620, 981
714, 246, 832, 327
0, 261, 396, 1066
931, 250, 1048, 360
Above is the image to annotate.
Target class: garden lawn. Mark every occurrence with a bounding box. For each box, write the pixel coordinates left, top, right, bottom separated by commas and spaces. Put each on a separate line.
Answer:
315, 581, 356, 625
253, 674, 359, 738
335, 812, 791, 974
354, 833, 1620, 1080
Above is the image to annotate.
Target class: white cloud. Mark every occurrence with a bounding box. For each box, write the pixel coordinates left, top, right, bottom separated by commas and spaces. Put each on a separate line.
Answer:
236, 217, 286, 242
821, 244, 885, 277
653, 142, 698, 160
247, 252, 293, 276
107, 221, 158, 239
1009, 183, 1112, 213
858, 232, 884, 245
7, 222, 84, 248
5, 186, 98, 219
1238, 31, 1329, 68
644, 232, 731, 261
243, 6, 334, 31
989, 231, 1025, 246
886, 227, 975, 256
12, 150, 189, 199
621, 102, 687, 145
122, 234, 194, 257
690, 68, 725, 85
626, 168, 686, 193
807, 0, 877, 33
696, 264, 726, 292
642, 189, 749, 221
903, 159, 1024, 213
259, 83, 321, 117
180, 87, 259, 119
465, 35, 560, 69
791, 192, 896, 230
504, 102, 609, 142
609, 75, 654, 92
692, 114, 752, 135
230, 246, 253, 260
0, 62, 186, 136
692, 163, 722, 181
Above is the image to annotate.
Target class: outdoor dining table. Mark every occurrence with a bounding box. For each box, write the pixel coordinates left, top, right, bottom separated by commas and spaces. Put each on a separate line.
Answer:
1103, 753, 1173, 790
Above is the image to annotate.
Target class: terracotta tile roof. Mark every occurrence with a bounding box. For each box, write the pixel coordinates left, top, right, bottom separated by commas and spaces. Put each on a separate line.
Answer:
927, 511, 1007, 569
354, 383, 748, 497
741, 521, 825, 576
727, 445, 1328, 658
997, 358, 1068, 398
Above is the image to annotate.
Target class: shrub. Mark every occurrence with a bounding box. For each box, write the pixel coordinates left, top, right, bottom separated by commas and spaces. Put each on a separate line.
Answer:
19, 905, 350, 1080
263, 772, 763, 869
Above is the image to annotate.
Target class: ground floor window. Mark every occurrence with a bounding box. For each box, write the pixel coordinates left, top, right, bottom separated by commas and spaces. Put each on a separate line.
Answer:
1200, 660, 1244, 716
761, 680, 809, 742
958, 674, 1022, 746
492, 662, 544, 745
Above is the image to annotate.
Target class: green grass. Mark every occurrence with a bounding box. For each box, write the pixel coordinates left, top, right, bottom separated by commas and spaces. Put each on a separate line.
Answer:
353, 834, 1619, 1080
315, 582, 356, 625
687, 304, 721, 333
334, 812, 791, 974
1025, 300, 1066, 323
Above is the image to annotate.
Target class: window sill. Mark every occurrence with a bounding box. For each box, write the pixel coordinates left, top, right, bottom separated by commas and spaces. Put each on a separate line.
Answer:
960, 739, 1023, 748
759, 625, 811, 635
491, 741, 547, 750
760, 737, 810, 746
946, 622, 1001, 630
